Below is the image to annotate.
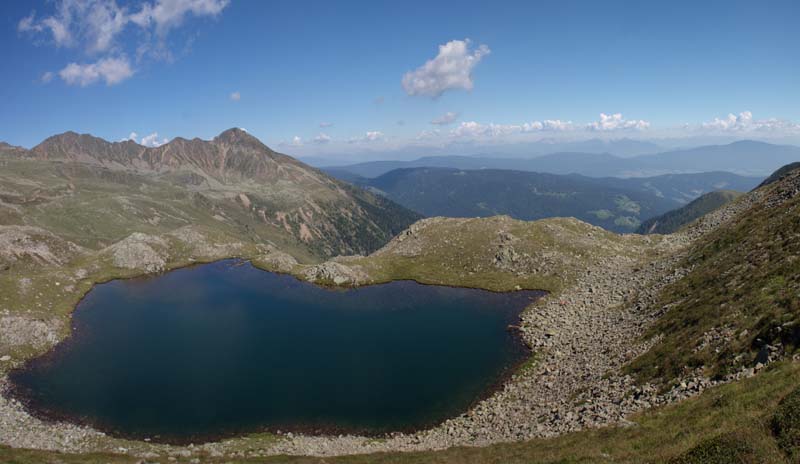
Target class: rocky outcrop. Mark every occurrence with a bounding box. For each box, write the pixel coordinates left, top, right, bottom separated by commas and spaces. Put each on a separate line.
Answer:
256, 245, 299, 273
0, 316, 61, 351
301, 261, 367, 286
105, 233, 168, 274
0, 226, 84, 268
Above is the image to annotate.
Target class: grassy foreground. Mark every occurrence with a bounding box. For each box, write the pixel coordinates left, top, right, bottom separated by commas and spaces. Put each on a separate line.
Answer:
3, 361, 799, 463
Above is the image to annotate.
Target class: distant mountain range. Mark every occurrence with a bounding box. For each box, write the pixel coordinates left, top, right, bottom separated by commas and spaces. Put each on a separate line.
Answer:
324, 140, 800, 179
349, 167, 761, 232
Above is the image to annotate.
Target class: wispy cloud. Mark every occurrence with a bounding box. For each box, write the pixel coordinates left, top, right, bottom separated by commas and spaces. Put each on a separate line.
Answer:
349, 131, 384, 143
402, 39, 490, 98
19, 0, 230, 86
319, 122, 334, 128
229, 91, 241, 101
431, 111, 459, 126
313, 133, 332, 144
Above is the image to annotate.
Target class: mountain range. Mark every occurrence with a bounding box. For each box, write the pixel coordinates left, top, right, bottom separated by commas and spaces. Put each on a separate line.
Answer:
349, 167, 761, 232
0, 129, 419, 258
324, 140, 800, 179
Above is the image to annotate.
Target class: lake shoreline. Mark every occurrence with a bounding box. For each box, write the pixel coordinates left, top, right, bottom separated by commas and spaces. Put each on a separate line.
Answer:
4, 260, 542, 446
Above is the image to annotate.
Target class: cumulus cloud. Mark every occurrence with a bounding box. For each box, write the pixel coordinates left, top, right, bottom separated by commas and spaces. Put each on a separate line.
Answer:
319, 122, 334, 128
451, 121, 522, 138
18, 0, 230, 85
450, 118, 575, 139
431, 111, 459, 126
122, 131, 167, 146
229, 91, 240, 101
313, 133, 331, 144
586, 113, 650, 131
140, 132, 168, 147
402, 39, 490, 98
541, 119, 574, 131
290, 136, 303, 146
58, 56, 134, 86
701, 111, 800, 133
40, 71, 55, 83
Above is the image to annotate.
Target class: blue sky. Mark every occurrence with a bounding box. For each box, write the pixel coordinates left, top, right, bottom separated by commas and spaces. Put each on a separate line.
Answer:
1, 0, 798, 160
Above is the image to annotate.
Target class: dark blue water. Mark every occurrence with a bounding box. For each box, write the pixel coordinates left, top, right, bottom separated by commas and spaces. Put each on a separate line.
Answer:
9, 260, 541, 442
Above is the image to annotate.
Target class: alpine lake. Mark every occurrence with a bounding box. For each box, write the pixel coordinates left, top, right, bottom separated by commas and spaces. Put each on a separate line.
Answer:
8, 260, 543, 443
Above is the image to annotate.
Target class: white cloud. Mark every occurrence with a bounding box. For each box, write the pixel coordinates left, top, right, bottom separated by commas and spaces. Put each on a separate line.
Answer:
416, 129, 441, 140
124, 131, 138, 141
313, 133, 331, 144
19, 0, 129, 52
701, 111, 800, 133
541, 119, 574, 131
450, 118, 576, 139
431, 111, 459, 126
58, 56, 134, 86
319, 122, 334, 128
18, 0, 230, 85
349, 131, 384, 143
121, 131, 167, 146
40, 71, 55, 83
586, 113, 650, 131
290, 136, 303, 146
129, 0, 229, 36
229, 91, 241, 101
451, 121, 523, 138
402, 39, 490, 98
140, 132, 168, 147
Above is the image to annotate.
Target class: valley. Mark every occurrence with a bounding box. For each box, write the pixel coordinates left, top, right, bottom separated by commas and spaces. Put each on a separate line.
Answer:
1, 129, 799, 462
344, 167, 759, 232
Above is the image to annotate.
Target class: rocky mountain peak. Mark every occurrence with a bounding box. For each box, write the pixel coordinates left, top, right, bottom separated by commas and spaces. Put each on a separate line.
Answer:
213, 128, 262, 146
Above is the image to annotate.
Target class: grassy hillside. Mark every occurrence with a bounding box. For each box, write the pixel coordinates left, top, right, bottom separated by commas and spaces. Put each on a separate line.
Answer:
637, 190, 743, 234
628, 168, 800, 384
334, 215, 664, 293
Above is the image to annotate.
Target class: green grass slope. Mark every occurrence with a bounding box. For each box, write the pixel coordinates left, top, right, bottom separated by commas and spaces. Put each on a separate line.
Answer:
628, 167, 800, 384
637, 190, 743, 234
